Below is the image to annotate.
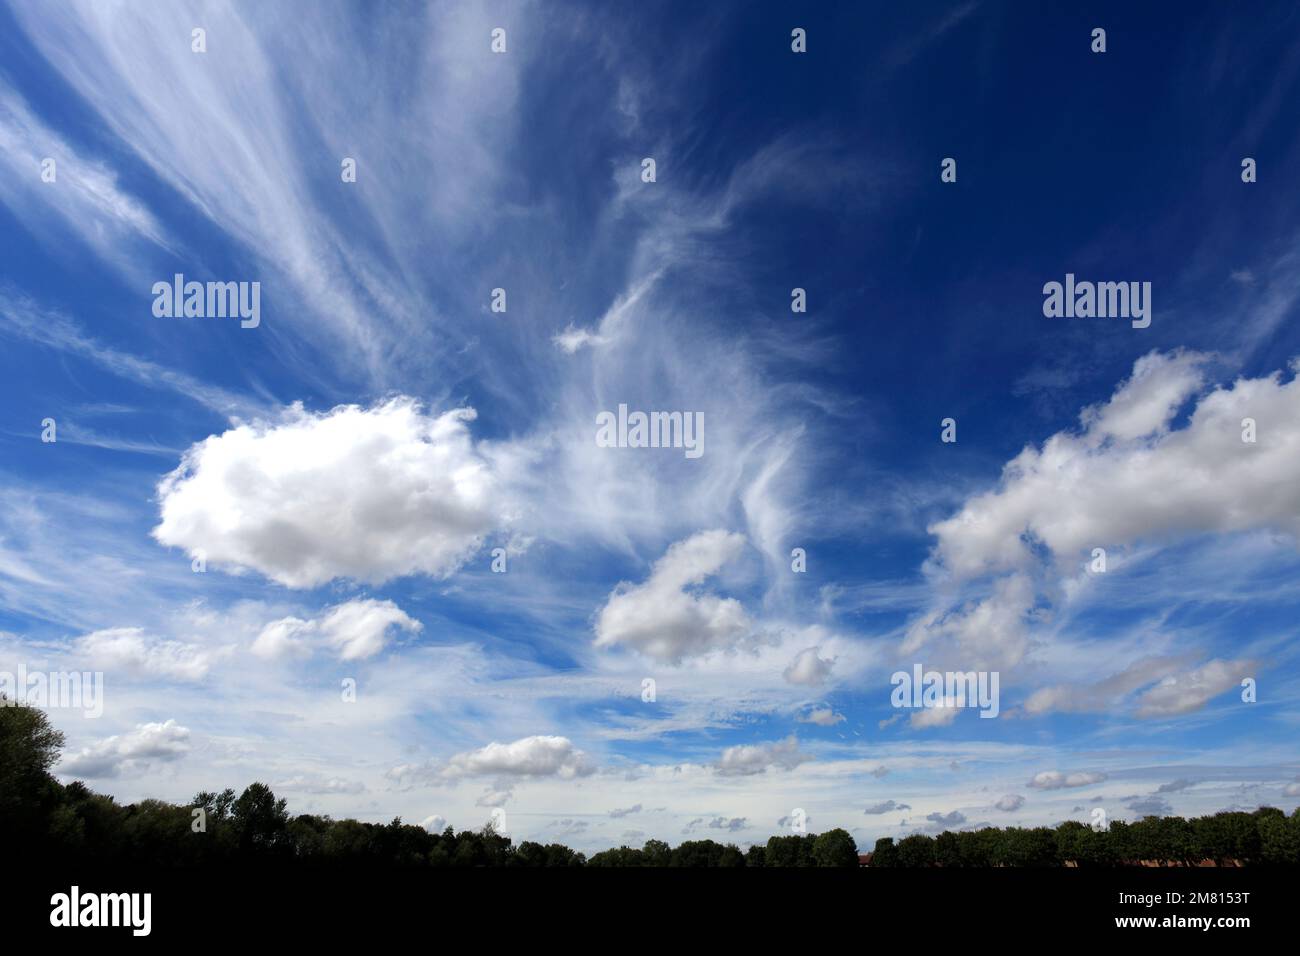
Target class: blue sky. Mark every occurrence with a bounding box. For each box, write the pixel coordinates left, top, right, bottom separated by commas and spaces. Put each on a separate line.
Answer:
2, 0, 1299, 851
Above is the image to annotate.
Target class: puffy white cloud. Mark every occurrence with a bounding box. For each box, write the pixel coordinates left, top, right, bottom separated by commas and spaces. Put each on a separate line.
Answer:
796, 705, 844, 726
1134, 659, 1251, 718
250, 617, 314, 660
549, 819, 590, 838
385, 736, 595, 803
1026, 656, 1251, 719
320, 599, 421, 661
154, 399, 505, 588
995, 794, 1025, 812
925, 810, 966, 829
76, 627, 210, 681
59, 719, 190, 778
1126, 796, 1172, 818
594, 530, 751, 663
706, 816, 747, 831
909, 704, 962, 729
930, 351, 1300, 579
783, 646, 836, 686
1026, 656, 1188, 715
1283, 783, 1300, 797
1079, 350, 1207, 442
716, 735, 810, 776
864, 800, 909, 815
251, 599, 421, 661
902, 573, 1035, 670
907, 351, 1300, 674
1027, 770, 1107, 791
422, 814, 448, 833
444, 735, 596, 780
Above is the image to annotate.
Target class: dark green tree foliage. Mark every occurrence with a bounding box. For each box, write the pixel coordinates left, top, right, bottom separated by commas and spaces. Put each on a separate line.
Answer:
1258, 808, 1300, 864
934, 831, 961, 868
4, 700, 1300, 867
871, 837, 899, 867
764, 833, 817, 866
865, 810, 1300, 867
895, 834, 936, 867
990, 827, 1058, 867
671, 840, 735, 867
642, 838, 671, 866
587, 845, 646, 867
513, 841, 585, 867
0, 694, 66, 838
812, 829, 860, 867
232, 782, 290, 854
1054, 821, 1114, 867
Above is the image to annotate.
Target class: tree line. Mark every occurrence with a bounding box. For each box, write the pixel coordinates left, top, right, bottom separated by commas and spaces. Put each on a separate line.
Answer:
870, 808, 1300, 867
1, 696, 859, 866
4, 697, 1297, 866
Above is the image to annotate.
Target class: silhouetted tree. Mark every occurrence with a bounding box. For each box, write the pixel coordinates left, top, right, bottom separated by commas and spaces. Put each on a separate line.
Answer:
812, 828, 859, 867
934, 831, 961, 867
672, 839, 742, 867
232, 783, 290, 854
0, 695, 65, 845
587, 845, 645, 867
764, 833, 816, 866
1258, 808, 1300, 864
6, 701, 1299, 870
642, 838, 671, 867
895, 834, 936, 867
871, 837, 899, 867
513, 841, 585, 867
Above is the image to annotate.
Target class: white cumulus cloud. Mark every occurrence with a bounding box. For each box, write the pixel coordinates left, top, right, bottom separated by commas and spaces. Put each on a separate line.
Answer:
909, 703, 962, 728
76, 627, 210, 681
1027, 770, 1107, 790
251, 599, 421, 661
154, 399, 506, 588
59, 719, 190, 779
1134, 659, 1252, 718
1026, 656, 1252, 719
930, 351, 1300, 579
594, 530, 751, 663
716, 735, 811, 776
783, 646, 836, 686
444, 735, 596, 780
796, 705, 845, 726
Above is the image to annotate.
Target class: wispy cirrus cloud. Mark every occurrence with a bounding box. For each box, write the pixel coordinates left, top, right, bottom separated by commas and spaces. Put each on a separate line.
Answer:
0, 87, 172, 273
